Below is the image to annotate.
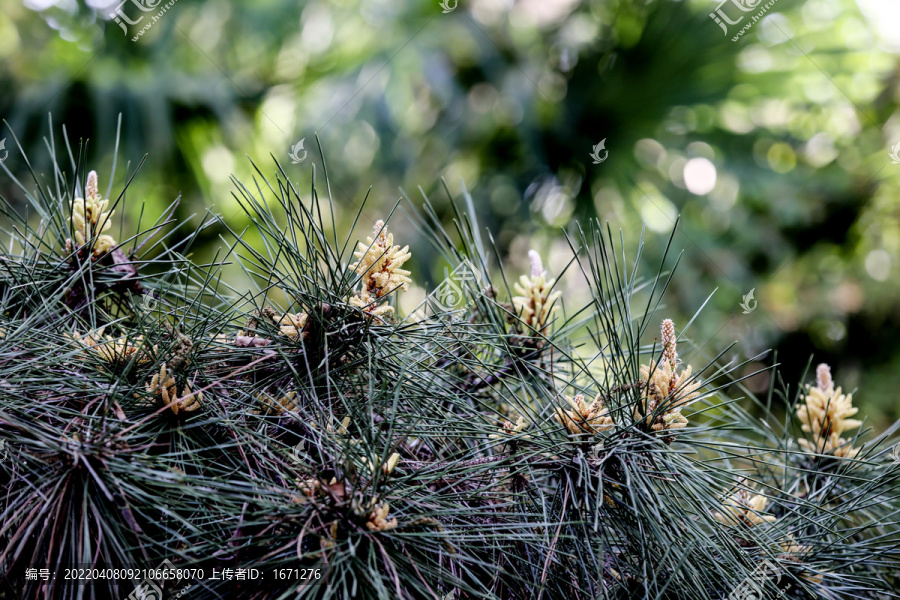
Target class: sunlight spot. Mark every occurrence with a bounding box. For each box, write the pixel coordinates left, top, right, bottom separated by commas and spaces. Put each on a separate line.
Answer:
683, 158, 717, 195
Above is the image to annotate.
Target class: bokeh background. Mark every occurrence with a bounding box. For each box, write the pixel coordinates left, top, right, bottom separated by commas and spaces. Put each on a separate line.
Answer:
1, 0, 898, 426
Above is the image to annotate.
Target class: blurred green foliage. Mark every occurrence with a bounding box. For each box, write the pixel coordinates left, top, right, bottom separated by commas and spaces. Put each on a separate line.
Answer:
1, 0, 898, 426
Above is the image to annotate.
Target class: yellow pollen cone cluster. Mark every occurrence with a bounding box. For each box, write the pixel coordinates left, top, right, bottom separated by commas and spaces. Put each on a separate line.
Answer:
489, 415, 530, 439
713, 481, 777, 527
636, 319, 701, 433
69, 170, 116, 256
146, 364, 201, 415
512, 249, 561, 334
796, 363, 861, 458
365, 501, 398, 531
555, 393, 614, 436
277, 312, 308, 340
349, 220, 412, 319
69, 327, 154, 365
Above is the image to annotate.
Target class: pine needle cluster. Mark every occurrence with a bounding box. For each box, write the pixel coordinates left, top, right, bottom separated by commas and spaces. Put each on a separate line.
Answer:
0, 127, 898, 600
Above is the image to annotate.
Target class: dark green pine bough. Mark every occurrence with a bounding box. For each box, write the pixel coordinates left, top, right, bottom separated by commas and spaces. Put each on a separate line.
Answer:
0, 129, 898, 600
